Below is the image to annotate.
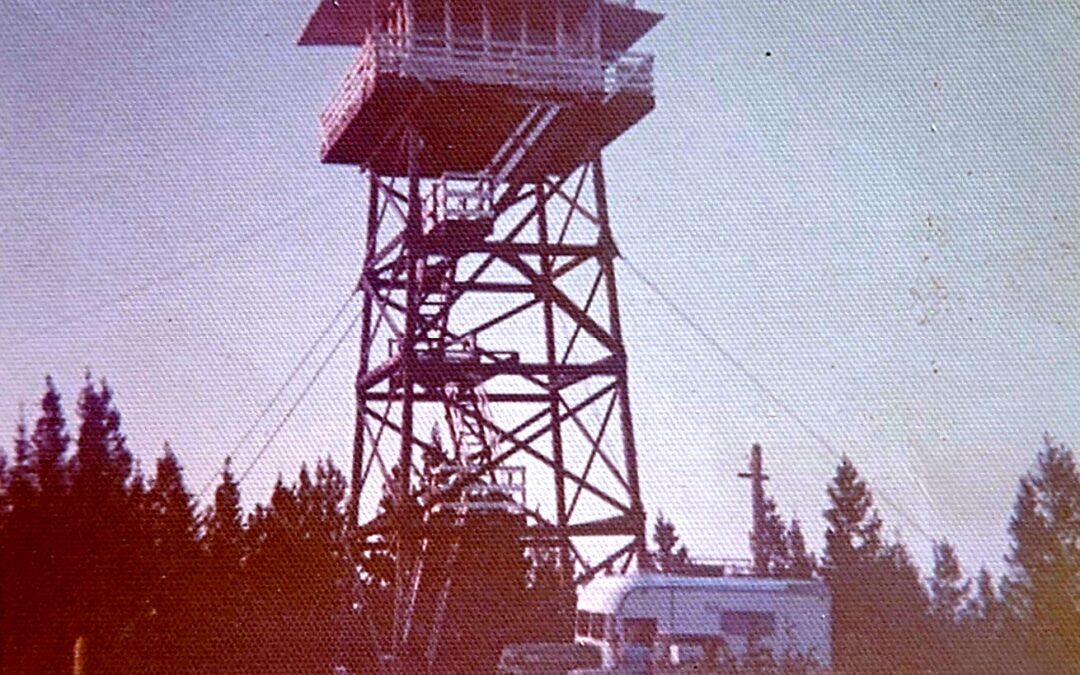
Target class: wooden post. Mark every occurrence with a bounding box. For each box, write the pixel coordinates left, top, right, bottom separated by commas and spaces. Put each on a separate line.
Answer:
73, 636, 85, 675
443, 0, 452, 51
482, 0, 491, 54
592, 0, 601, 60
402, 0, 413, 49
739, 444, 771, 577
556, 1, 564, 53
520, 3, 527, 48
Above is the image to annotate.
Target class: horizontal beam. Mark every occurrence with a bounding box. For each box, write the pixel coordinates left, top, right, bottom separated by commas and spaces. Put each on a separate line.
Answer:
365, 392, 551, 403
415, 242, 604, 258
369, 279, 535, 294
355, 354, 401, 392
354, 513, 643, 540
356, 356, 622, 394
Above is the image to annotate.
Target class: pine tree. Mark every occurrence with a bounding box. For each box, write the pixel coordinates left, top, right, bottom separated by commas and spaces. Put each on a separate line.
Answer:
195, 459, 249, 673
3, 383, 78, 673
822, 456, 881, 579
755, 497, 790, 577
239, 461, 356, 673
964, 567, 1003, 627
31, 375, 70, 499
0, 446, 8, 528
929, 540, 970, 623
8, 414, 35, 509
926, 540, 972, 672
823, 456, 929, 673
652, 513, 689, 572
784, 518, 815, 580
204, 457, 244, 560
1, 416, 40, 672
1005, 435, 1080, 669
955, 567, 1021, 674
140, 443, 200, 671
68, 374, 139, 671
73, 374, 131, 493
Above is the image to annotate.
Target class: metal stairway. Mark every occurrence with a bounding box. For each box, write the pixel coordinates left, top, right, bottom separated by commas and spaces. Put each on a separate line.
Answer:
488, 104, 561, 185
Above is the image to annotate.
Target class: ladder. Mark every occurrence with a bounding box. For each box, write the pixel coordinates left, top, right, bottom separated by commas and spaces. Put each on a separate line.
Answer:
443, 382, 500, 465
424, 493, 469, 669
414, 258, 456, 354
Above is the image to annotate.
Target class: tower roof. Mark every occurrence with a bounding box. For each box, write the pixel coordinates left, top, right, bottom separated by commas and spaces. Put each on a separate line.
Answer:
298, 0, 661, 53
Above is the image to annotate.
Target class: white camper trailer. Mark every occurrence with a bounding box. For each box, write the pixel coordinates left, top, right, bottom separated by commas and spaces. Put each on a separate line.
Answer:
575, 573, 831, 671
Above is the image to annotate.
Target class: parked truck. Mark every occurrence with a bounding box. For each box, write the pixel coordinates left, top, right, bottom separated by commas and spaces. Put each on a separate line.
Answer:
574, 572, 831, 672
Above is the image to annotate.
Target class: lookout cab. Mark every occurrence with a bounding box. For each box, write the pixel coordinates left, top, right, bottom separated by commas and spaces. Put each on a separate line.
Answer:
300, 0, 659, 179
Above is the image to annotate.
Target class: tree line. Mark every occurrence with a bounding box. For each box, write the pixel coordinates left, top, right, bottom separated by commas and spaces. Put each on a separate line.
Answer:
2, 375, 1079, 673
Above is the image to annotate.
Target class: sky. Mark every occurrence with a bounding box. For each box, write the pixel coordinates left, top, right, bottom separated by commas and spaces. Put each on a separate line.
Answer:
2, 0, 1079, 578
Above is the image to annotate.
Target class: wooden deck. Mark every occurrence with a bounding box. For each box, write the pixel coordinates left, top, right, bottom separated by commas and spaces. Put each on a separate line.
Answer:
319, 34, 655, 177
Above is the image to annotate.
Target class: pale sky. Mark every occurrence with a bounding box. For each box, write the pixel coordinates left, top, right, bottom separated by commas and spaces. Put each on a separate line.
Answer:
2, 0, 1079, 577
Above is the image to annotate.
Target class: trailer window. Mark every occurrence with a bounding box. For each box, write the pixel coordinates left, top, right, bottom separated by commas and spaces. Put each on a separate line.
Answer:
589, 613, 610, 640
623, 617, 657, 647
720, 611, 776, 638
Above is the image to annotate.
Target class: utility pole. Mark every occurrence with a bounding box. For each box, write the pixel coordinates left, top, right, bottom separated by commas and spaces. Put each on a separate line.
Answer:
738, 443, 770, 577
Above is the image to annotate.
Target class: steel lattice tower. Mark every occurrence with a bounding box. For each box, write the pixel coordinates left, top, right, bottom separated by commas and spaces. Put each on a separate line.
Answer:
300, 1, 661, 667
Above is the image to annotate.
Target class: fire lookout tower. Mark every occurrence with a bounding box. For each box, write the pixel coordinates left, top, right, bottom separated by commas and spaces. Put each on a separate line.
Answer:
300, 0, 661, 667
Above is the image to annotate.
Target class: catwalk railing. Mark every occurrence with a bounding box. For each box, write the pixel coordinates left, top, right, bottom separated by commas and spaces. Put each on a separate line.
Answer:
321, 34, 654, 156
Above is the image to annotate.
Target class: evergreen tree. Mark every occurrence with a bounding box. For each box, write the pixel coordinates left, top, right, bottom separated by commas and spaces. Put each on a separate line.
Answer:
1, 416, 43, 672
1005, 435, 1080, 669
956, 567, 1020, 674
31, 375, 70, 499
139, 444, 200, 672
822, 456, 930, 673
745, 482, 817, 580
964, 566, 1003, 627
0, 445, 8, 527
194, 460, 251, 673
926, 540, 971, 673
822, 456, 881, 578
2, 382, 78, 674
72, 374, 131, 493
7, 414, 35, 510
784, 518, 815, 580
929, 540, 970, 623
754, 497, 793, 577
68, 374, 140, 672
240, 461, 355, 673
204, 457, 244, 560
652, 513, 689, 572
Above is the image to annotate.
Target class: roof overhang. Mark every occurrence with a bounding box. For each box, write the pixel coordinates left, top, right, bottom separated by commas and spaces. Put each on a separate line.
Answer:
602, 4, 662, 53
299, 0, 662, 50
299, 0, 382, 46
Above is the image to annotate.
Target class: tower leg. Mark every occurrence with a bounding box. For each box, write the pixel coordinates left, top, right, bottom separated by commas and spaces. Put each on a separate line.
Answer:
392, 126, 424, 668
592, 157, 647, 558
350, 171, 381, 528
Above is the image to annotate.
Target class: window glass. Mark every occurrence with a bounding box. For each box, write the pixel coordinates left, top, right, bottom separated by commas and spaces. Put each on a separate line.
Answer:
589, 613, 605, 639
623, 617, 657, 646
720, 611, 776, 638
